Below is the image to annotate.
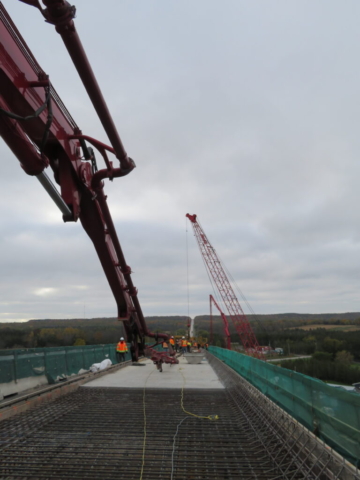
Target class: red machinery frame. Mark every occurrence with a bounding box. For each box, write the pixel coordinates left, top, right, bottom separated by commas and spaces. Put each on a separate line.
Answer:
209, 295, 232, 350
0, 1, 177, 369
186, 214, 264, 360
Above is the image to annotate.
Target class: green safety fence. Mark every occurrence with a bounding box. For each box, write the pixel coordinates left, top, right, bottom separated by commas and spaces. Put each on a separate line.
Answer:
209, 346, 360, 466
0, 344, 131, 386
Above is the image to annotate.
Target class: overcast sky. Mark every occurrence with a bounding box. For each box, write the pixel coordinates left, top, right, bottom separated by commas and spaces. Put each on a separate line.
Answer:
2, 0, 360, 322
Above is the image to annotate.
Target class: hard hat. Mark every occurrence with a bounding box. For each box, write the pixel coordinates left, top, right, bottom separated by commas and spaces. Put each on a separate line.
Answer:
171, 336, 174, 338
120, 337, 124, 341
182, 336, 185, 339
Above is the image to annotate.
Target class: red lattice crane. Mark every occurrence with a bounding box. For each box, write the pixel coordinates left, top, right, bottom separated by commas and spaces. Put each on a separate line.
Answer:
0, 1, 177, 370
209, 294, 231, 350
186, 214, 265, 360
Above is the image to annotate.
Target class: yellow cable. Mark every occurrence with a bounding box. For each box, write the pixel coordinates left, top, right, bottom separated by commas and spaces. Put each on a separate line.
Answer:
140, 361, 219, 480
179, 368, 219, 421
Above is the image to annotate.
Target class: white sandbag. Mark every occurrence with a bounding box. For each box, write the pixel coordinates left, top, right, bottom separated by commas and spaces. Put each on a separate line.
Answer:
89, 359, 112, 373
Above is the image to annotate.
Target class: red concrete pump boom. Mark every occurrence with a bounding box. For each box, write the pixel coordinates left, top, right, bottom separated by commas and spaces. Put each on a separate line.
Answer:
0, 1, 177, 368
209, 294, 232, 350
186, 214, 264, 360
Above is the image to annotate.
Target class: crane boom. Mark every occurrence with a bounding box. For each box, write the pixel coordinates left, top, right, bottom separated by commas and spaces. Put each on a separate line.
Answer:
209, 294, 231, 350
0, 2, 177, 368
186, 214, 264, 360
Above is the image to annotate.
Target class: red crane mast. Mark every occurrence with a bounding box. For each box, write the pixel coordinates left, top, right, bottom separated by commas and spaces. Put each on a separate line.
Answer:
209, 294, 231, 350
186, 214, 264, 360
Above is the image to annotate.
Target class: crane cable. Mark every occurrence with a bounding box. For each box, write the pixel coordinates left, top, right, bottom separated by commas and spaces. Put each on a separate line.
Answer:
186, 216, 222, 325
217, 250, 270, 336
196, 217, 223, 308
185, 217, 191, 331
195, 218, 268, 338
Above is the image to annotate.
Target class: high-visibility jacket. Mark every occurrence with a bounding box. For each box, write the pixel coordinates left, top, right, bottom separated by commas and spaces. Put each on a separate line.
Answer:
187, 342, 191, 347
163, 342, 168, 348
181, 339, 187, 347
116, 341, 128, 353
169, 338, 175, 345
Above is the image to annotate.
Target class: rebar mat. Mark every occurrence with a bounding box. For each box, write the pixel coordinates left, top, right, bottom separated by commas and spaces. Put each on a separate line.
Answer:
0, 386, 341, 479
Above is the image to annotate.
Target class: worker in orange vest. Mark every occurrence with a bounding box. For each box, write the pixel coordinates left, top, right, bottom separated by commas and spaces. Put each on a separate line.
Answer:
116, 337, 128, 363
169, 336, 175, 353
181, 336, 187, 355
163, 340, 168, 352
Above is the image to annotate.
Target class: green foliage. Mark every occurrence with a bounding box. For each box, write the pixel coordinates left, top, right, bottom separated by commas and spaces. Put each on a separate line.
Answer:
304, 335, 316, 343
335, 350, 354, 365
322, 337, 344, 357
281, 357, 360, 384
1, 313, 360, 359
73, 338, 86, 346
313, 351, 332, 362
175, 329, 186, 336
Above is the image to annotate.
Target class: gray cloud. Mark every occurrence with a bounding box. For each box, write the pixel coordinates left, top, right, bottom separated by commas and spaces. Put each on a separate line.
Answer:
2, 0, 360, 322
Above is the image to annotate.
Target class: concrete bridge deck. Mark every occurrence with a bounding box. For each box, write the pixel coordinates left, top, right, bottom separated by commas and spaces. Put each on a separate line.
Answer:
0, 353, 358, 480
84, 356, 224, 389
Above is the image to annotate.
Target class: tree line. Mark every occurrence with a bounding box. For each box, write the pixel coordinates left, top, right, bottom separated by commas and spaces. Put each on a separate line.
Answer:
1, 315, 360, 360
279, 352, 360, 385
254, 328, 360, 361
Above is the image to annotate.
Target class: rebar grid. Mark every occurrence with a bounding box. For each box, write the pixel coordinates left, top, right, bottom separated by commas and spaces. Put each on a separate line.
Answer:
207, 353, 360, 480
0, 387, 289, 480
0, 357, 358, 479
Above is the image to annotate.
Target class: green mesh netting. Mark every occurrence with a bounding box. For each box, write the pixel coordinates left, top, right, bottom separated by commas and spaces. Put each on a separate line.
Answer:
0, 344, 130, 385
209, 346, 360, 466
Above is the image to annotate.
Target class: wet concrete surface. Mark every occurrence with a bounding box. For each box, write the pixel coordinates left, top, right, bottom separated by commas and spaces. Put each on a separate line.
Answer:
83, 355, 224, 389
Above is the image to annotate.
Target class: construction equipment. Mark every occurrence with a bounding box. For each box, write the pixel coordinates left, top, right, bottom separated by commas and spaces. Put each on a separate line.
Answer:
186, 213, 264, 360
210, 294, 232, 350
0, 1, 177, 370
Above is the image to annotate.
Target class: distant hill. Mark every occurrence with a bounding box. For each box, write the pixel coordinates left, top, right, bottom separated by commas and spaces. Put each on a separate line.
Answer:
194, 312, 360, 334
0, 316, 190, 331
1, 312, 360, 351
2, 312, 360, 333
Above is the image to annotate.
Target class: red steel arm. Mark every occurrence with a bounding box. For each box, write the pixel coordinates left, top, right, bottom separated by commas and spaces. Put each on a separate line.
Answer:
19, 0, 134, 174
0, 3, 177, 366
186, 214, 264, 360
210, 295, 232, 350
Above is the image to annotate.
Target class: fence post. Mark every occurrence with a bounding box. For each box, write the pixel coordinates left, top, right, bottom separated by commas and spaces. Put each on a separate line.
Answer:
43, 348, 48, 376
13, 350, 18, 384
64, 347, 69, 376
